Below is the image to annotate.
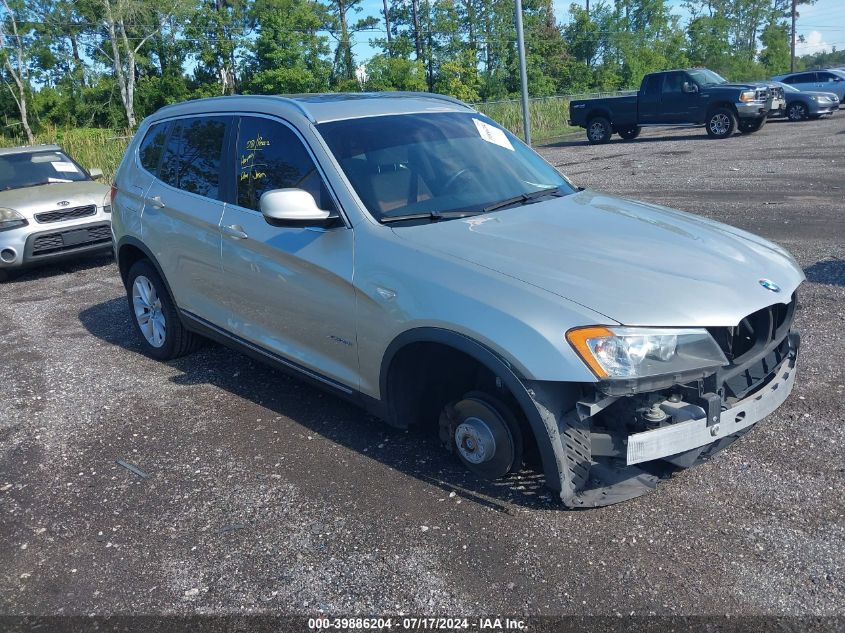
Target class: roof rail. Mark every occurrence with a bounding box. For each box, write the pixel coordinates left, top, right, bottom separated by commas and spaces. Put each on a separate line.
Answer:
151, 94, 317, 123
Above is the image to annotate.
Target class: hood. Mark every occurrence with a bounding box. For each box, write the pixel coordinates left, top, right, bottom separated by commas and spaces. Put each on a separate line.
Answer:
393, 191, 805, 327
0, 181, 110, 219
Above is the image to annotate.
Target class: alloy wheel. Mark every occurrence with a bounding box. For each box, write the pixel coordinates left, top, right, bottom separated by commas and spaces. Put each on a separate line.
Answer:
709, 113, 730, 136
132, 275, 166, 348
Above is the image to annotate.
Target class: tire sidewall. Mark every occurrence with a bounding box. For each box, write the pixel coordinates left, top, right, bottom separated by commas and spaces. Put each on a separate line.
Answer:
126, 260, 179, 360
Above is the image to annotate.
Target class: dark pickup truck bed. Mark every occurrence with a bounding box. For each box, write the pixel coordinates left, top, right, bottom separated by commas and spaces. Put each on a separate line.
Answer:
569, 68, 783, 143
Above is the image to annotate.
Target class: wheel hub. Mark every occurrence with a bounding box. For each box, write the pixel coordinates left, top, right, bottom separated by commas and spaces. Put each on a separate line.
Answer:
454, 416, 497, 465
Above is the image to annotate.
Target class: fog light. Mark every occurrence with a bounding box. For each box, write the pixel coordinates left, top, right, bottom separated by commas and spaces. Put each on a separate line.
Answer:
0, 248, 16, 263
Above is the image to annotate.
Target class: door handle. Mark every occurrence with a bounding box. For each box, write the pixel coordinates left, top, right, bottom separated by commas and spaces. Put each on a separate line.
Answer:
147, 195, 165, 209
221, 224, 249, 239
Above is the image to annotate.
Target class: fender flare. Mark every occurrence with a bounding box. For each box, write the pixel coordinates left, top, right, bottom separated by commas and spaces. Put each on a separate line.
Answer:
379, 327, 569, 493
115, 236, 178, 305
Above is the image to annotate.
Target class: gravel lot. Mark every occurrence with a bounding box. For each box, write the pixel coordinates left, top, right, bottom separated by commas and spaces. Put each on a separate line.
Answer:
1, 115, 844, 619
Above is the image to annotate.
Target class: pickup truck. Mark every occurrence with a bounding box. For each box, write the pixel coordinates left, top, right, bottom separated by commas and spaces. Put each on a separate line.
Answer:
569, 68, 784, 144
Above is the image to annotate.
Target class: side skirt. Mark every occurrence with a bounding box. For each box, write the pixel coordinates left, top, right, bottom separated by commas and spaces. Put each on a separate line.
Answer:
179, 309, 386, 419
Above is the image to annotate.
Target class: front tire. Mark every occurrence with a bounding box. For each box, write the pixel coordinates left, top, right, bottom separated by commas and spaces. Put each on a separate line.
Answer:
586, 117, 612, 144
618, 126, 641, 140
126, 259, 199, 360
706, 107, 737, 138
738, 117, 766, 134
787, 102, 809, 121
440, 391, 523, 480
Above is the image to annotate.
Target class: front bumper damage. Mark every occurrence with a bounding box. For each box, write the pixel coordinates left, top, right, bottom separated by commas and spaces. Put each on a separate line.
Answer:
528, 329, 800, 508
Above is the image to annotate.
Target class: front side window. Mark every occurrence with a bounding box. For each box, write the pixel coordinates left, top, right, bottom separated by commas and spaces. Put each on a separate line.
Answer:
159, 116, 228, 200
0, 150, 89, 191
235, 116, 335, 212
818, 72, 842, 83
317, 112, 574, 223
138, 122, 169, 175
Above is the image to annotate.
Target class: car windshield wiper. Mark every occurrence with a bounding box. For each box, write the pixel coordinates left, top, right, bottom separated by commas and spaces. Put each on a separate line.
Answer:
482, 186, 565, 213
380, 210, 483, 224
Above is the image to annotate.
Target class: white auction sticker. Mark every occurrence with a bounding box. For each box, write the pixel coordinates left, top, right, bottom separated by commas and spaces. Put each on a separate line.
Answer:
51, 161, 80, 173
473, 118, 514, 151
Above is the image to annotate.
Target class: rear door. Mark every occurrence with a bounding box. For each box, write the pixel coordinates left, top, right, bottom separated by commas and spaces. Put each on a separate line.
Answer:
638, 74, 662, 123
659, 71, 700, 123
218, 115, 359, 390
142, 115, 232, 321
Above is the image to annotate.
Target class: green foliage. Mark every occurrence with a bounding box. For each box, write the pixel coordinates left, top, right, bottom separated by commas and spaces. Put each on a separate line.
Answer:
759, 21, 791, 75
364, 55, 428, 91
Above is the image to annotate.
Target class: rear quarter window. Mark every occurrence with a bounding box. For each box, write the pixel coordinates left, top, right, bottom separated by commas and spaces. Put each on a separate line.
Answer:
138, 123, 169, 175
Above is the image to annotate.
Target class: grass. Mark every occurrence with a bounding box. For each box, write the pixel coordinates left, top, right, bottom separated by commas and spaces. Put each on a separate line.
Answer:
475, 96, 580, 143
0, 126, 130, 183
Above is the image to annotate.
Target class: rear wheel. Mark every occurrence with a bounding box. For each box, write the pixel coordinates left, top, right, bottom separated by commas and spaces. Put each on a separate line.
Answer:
787, 102, 808, 121
738, 117, 766, 134
440, 391, 523, 480
126, 259, 200, 361
586, 117, 612, 144
617, 126, 641, 140
706, 107, 737, 138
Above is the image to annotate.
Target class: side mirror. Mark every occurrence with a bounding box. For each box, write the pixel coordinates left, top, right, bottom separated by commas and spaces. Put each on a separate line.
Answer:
89, 168, 104, 180
683, 82, 698, 94
259, 188, 334, 227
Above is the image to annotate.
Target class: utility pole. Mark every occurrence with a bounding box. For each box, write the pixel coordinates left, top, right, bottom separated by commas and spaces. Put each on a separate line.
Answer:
383, 0, 392, 47
586, 0, 590, 15
790, 0, 797, 72
514, 0, 531, 145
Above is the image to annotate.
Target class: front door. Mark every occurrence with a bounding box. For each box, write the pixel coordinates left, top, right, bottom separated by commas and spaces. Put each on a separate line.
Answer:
142, 116, 231, 322
219, 115, 359, 391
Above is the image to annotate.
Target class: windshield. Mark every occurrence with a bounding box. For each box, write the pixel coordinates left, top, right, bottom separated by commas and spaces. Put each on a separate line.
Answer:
317, 112, 575, 223
687, 69, 728, 86
0, 150, 89, 191
776, 82, 799, 93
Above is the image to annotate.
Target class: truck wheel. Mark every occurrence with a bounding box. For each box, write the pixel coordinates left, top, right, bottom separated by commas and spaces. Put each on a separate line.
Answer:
738, 117, 766, 134
787, 102, 808, 121
439, 391, 523, 480
706, 108, 737, 139
586, 117, 612, 144
126, 259, 201, 361
618, 126, 641, 140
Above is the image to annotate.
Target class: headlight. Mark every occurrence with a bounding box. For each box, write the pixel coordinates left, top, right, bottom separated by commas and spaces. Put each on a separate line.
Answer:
810, 95, 821, 102
739, 90, 757, 102
566, 326, 728, 379
0, 207, 27, 232
102, 190, 112, 214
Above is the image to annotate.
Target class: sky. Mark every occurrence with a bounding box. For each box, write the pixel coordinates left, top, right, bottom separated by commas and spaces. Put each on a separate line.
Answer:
347, 0, 845, 63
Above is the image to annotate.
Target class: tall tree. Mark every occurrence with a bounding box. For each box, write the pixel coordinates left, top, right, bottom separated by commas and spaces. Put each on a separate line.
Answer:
187, 0, 248, 94
327, 0, 377, 87
0, 0, 34, 142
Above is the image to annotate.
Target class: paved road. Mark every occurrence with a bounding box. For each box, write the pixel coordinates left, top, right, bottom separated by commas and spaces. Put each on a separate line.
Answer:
1, 115, 843, 617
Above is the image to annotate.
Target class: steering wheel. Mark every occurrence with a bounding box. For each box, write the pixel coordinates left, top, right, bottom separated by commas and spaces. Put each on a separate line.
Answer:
442, 166, 483, 192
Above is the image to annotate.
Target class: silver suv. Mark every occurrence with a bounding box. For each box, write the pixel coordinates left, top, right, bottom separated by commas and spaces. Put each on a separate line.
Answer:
111, 93, 803, 507
0, 145, 112, 280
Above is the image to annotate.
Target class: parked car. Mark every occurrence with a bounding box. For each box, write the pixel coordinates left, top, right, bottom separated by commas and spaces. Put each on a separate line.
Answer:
112, 93, 803, 507
768, 81, 840, 120
0, 145, 112, 281
771, 69, 845, 103
568, 68, 779, 143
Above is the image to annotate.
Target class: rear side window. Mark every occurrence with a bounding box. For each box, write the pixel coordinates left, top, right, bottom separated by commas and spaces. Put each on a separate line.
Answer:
235, 116, 335, 212
642, 75, 660, 97
138, 123, 169, 175
662, 72, 684, 94
159, 116, 228, 200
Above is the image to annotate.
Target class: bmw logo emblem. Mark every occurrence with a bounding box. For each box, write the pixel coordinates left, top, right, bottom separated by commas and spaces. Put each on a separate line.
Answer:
759, 279, 781, 293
